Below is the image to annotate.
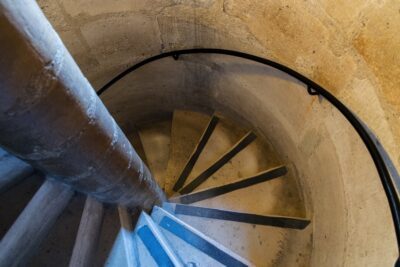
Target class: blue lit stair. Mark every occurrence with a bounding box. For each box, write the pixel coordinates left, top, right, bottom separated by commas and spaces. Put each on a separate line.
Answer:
126, 207, 253, 267
105, 229, 138, 267
134, 212, 183, 267
151, 206, 252, 266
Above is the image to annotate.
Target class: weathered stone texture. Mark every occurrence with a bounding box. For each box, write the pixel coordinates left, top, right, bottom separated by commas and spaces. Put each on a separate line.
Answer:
36, 0, 399, 172
34, 1, 399, 265
0, 0, 165, 208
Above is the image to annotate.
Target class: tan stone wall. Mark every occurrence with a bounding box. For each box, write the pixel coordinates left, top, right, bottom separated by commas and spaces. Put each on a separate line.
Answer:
96, 55, 397, 266
36, 1, 399, 265
37, 0, 399, 172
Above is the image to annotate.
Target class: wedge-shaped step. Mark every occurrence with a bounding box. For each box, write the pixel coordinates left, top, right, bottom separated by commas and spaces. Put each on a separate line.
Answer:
138, 121, 172, 188
129, 130, 149, 164
179, 132, 257, 194
163, 203, 310, 230
173, 115, 219, 192
171, 166, 287, 204
105, 229, 138, 267
0, 148, 34, 193
135, 235, 158, 267
149, 216, 221, 266
165, 111, 211, 196
104, 206, 139, 267
70, 197, 104, 267
134, 211, 183, 267
151, 206, 252, 267
0, 179, 73, 267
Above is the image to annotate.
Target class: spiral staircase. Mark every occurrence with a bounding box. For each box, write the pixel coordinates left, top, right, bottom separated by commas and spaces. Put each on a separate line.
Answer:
0, 42, 398, 267
0, 2, 399, 266
0, 110, 312, 266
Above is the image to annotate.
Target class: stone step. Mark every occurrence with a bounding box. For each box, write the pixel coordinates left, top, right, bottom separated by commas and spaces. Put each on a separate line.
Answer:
164, 110, 210, 196
69, 197, 104, 267
0, 148, 34, 194
137, 121, 172, 190
179, 131, 257, 194
151, 205, 252, 266
0, 180, 73, 267
173, 115, 219, 192
163, 203, 310, 230
134, 211, 183, 266
171, 165, 287, 204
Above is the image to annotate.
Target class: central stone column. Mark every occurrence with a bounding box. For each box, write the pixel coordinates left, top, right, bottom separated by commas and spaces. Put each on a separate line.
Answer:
0, 0, 165, 208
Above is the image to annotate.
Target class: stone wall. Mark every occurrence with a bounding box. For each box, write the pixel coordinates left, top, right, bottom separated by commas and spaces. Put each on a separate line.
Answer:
96, 54, 398, 266
37, 0, 399, 172
34, 1, 400, 265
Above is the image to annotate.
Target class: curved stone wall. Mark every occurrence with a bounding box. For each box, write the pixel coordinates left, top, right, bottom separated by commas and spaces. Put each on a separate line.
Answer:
99, 55, 397, 266
37, 1, 400, 266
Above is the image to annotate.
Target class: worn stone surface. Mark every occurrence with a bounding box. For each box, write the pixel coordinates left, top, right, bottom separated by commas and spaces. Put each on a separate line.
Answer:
137, 120, 172, 190
33, 0, 400, 266
139, 110, 310, 266
37, 0, 399, 173
29, 193, 86, 267
80, 14, 161, 66
68, 196, 104, 267
351, 0, 400, 167
164, 110, 210, 196
0, 148, 35, 193
0, 179, 74, 267
97, 54, 397, 266
0, 0, 165, 208
0, 174, 44, 239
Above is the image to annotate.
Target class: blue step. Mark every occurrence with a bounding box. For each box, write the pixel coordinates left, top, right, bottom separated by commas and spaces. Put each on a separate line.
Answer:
151, 207, 222, 266
152, 206, 253, 267
135, 234, 158, 267
134, 211, 183, 267
105, 229, 138, 267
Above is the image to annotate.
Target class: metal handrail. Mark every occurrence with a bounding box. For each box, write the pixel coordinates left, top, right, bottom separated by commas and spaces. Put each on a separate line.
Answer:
97, 48, 400, 264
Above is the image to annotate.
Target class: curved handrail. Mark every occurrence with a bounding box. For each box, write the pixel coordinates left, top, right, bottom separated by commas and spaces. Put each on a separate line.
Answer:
97, 48, 400, 262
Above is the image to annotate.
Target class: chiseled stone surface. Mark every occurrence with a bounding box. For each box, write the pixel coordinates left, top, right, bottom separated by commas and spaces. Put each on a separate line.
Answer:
0, 0, 165, 209
35, 1, 399, 266
99, 54, 397, 266
80, 14, 162, 66
37, 0, 399, 171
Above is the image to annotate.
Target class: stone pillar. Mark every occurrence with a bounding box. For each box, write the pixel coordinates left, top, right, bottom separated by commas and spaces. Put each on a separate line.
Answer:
0, 0, 165, 208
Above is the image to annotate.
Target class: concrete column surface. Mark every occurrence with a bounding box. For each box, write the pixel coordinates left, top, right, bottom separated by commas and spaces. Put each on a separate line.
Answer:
0, 0, 165, 208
